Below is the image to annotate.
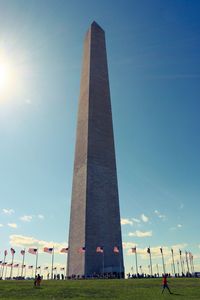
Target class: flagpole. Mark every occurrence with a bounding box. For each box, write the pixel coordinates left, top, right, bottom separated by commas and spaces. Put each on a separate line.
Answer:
185, 251, 189, 274
160, 248, 166, 275
179, 250, 183, 275
148, 247, 153, 276
51, 247, 54, 280
35, 250, 38, 277
17, 265, 20, 277
156, 264, 159, 276
177, 261, 180, 275
65, 253, 68, 280
192, 255, 195, 273
102, 251, 104, 278
10, 252, 15, 279
135, 251, 138, 276
21, 250, 25, 277
171, 249, 176, 275
5, 264, 8, 279
1, 253, 6, 279
119, 251, 121, 279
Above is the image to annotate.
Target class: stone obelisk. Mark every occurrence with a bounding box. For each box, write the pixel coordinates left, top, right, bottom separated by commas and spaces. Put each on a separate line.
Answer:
67, 21, 124, 277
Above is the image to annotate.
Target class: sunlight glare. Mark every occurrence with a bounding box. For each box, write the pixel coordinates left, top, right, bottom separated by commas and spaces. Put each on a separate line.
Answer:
0, 62, 10, 90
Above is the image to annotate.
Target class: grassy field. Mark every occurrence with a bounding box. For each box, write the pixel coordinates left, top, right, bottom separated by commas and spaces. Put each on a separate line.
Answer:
0, 278, 200, 300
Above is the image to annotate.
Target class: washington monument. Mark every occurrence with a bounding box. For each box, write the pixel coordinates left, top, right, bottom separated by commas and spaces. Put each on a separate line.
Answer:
67, 22, 124, 277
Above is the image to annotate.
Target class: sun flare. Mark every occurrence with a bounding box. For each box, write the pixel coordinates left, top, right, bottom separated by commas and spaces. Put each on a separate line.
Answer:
0, 62, 10, 90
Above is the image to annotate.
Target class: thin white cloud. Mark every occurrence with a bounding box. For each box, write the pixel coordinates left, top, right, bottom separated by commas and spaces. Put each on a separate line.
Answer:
128, 230, 152, 237
8, 223, 17, 228
170, 224, 183, 230
132, 218, 141, 224
141, 214, 149, 223
20, 215, 33, 222
9, 234, 67, 254
2, 208, 15, 215
121, 218, 133, 226
38, 214, 44, 220
154, 210, 166, 221
123, 242, 138, 249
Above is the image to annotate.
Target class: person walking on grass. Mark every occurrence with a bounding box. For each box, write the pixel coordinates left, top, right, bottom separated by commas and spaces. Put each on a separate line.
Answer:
162, 274, 173, 294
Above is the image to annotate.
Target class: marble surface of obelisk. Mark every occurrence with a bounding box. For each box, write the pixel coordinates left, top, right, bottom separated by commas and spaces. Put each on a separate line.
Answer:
67, 21, 124, 277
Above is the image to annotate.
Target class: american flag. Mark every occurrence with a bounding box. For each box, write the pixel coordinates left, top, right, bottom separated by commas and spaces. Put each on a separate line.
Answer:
96, 246, 104, 253
28, 265, 33, 269
113, 246, 119, 253
28, 248, 37, 255
78, 247, 86, 253
21, 250, 25, 256
14, 264, 19, 268
131, 247, 136, 253
147, 247, 151, 254
43, 247, 53, 254
60, 248, 69, 253
4, 250, 8, 256
10, 248, 15, 255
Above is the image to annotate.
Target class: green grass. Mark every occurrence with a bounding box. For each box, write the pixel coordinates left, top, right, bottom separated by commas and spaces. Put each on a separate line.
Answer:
0, 278, 200, 299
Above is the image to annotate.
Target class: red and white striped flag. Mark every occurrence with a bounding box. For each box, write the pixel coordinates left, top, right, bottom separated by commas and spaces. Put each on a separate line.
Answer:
96, 246, 104, 253
28, 248, 37, 255
60, 248, 69, 253
113, 246, 119, 253
28, 265, 33, 269
21, 250, 25, 256
131, 247, 136, 253
10, 248, 15, 255
43, 247, 53, 254
78, 247, 86, 253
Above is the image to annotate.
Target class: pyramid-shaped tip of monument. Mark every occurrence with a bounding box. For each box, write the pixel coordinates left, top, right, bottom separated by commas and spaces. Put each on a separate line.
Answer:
91, 21, 104, 32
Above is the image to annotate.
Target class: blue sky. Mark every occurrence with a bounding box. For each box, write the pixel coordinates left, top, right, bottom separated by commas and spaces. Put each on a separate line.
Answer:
0, 0, 200, 276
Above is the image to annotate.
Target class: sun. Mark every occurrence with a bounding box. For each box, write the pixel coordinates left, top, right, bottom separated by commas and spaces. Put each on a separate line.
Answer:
0, 62, 10, 90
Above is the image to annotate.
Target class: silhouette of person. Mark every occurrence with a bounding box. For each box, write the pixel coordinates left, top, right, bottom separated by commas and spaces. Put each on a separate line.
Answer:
162, 274, 172, 294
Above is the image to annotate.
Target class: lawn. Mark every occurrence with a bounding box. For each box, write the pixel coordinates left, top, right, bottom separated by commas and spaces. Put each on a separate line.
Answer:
0, 278, 200, 300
